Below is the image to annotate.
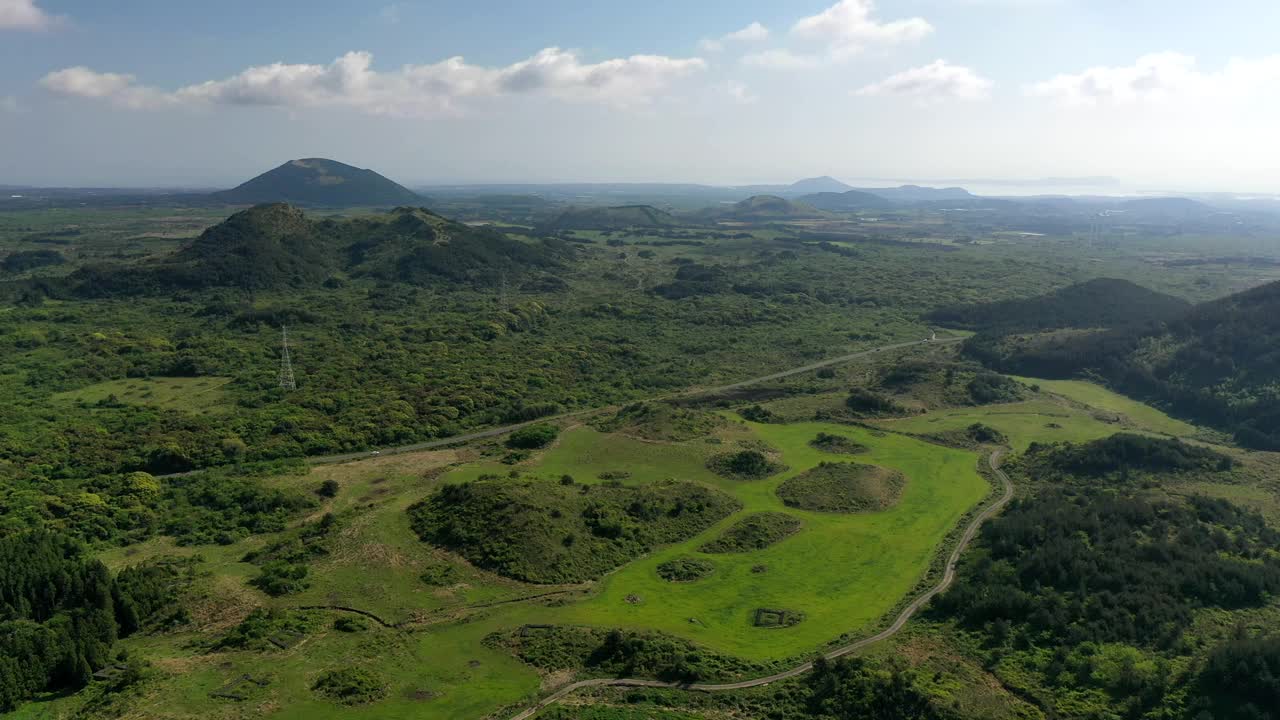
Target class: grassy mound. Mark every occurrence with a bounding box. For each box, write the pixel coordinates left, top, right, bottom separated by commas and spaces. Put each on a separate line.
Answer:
656, 558, 715, 582
409, 478, 739, 584
777, 462, 906, 513
809, 432, 869, 455
921, 422, 1009, 449
488, 625, 753, 682
1024, 433, 1233, 480
706, 449, 786, 480
593, 401, 726, 442
701, 512, 802, 553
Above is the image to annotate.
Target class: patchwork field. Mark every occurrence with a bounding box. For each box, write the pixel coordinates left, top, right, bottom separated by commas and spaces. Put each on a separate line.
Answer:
30, 371, 1239, 720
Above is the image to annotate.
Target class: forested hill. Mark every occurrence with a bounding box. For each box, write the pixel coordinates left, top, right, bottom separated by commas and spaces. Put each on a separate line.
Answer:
965, 278, 1280, 449
928, 278, 1190, 334
212, 158, 422, 207
68, 204, 567, 294
706, 195, 823, 221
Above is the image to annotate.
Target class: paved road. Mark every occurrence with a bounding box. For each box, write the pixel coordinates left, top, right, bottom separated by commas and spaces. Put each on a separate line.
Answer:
305, 336, 962, 467
155, 337, 957, 478
506, 449, 1014, 720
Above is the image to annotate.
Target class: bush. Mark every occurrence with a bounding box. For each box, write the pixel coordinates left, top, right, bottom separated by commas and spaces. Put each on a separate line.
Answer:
656, 557, 715, 582
707, 449, 785, 480
506, 423, 559, 449
316, 479, 339, 498
333, 616, 368, 633
249, 561, 309, 596
312, 668, 387, 705
844, 388, 904, 416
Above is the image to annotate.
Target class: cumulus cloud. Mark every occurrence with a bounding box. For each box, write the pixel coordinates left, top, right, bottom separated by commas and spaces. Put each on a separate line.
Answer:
741, 49, 824, 70
792, 0, 932, 55
1029, 52, 1280, 105
699, 21, 770, 52
40, 49, 707, 116
0, 0, 59, 30
857, 60, 993, 101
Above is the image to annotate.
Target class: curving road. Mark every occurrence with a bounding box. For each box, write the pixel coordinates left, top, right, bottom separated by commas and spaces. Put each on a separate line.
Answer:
506, 449, 1014, 720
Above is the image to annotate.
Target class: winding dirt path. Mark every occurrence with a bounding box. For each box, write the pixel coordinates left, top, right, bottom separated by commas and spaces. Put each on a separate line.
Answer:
506, 449, 1014, 720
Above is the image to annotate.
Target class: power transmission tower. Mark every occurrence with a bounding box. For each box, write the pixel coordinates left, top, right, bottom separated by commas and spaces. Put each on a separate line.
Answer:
278, 326, 297, 391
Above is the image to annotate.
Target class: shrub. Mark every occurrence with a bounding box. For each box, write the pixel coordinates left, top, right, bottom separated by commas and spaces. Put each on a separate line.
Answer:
312, 668, 387, 705
506, 423, 559, 449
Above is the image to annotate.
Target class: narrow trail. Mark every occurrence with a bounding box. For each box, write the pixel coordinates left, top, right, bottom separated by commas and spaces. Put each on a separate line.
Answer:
505, 449, 1015, 720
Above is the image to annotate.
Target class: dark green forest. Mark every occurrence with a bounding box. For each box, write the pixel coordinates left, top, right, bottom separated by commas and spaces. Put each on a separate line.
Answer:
0, 532, 186, 711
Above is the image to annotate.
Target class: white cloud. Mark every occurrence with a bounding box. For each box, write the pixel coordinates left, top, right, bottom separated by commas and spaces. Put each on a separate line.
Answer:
857, 60, 992, 101
724, 81, 758, 104
41, 67, 172, 109
699, 21, 770, 52
0, 0, 59, 30
1029, 52, 1280, 105
792, 0, 932, 55
41, 49, 707, 116
741, 49, 823, 70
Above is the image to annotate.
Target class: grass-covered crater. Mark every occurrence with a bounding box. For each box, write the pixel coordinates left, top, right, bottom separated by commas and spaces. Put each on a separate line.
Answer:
656, 557, 716, 583
700, 512, 802, 554
777, 462, 906, 514
706, 448, 786, 481
409, 478, 739, 583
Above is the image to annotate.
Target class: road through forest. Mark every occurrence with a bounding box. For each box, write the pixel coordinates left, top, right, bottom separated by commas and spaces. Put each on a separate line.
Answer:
308, 336, 963, 466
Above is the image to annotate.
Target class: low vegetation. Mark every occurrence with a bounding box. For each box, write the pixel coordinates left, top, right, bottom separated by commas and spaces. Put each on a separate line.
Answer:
1022, 433, 1233, 480
809, 432, 868, 455
700, 512, 802, 554
489, 625, 752, 682
592, 402, 725, 441
655, 557, 715, 582
409, 478, 739, 583
706, 449, 786, 480
777, 462, 906, 513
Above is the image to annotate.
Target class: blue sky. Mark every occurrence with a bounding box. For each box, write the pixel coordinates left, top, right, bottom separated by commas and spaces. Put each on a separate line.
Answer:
3, 0, 1280, 190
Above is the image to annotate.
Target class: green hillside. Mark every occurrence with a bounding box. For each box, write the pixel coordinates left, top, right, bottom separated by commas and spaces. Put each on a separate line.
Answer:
70, 204, 565, 293
929, 278, 1190, 333
213, 158, 422, 207
965, 278, 1280, 449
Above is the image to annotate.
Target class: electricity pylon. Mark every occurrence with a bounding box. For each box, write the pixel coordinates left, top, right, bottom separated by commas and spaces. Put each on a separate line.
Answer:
278, 326, 297, 391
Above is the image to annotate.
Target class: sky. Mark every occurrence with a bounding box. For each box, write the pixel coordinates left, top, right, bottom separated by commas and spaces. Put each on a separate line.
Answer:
3, 0, 1280, 191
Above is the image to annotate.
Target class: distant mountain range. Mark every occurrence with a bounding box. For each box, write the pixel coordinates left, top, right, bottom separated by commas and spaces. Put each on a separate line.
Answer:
214, 158, 422, 207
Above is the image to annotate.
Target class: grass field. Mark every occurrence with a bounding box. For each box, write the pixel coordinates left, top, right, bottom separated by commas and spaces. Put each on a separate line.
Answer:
876, 398, 1121, 451
463, 421, 992, 661
53, 376, 236, 415
1011, 376, 1196, 437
